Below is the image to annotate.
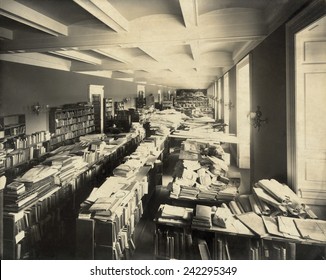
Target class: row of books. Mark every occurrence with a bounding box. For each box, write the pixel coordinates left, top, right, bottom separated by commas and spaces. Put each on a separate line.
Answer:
4, 124, 26, 138
92, 199, 144, 248
13, 131, 51, 149
53, 107, 94, 120
55, 115, 94, 128
154, 228, 194, 260
49, 126, 95, 144
0, 149, 7, 174
5, 144, 48, 169
54, 121, 95, 135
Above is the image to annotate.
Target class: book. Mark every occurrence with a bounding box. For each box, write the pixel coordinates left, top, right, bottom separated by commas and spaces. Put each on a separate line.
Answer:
236, 212, 267, 236
198, 239, 211, 260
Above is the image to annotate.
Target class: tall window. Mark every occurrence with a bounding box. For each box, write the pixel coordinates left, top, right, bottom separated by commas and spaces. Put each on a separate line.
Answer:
236, 55, 251, 169
217, 79, 222, 120
223, 73, 229, 133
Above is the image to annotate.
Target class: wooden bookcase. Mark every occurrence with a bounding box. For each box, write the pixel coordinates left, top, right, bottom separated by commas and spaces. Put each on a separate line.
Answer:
103, 98, 114, 133
0, 114, 26, 141
2, 130, 144, 259
76, 167, 150, 260
49, 103, 95, 148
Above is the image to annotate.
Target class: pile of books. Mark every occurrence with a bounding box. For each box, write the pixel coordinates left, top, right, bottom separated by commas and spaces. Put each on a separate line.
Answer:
192, 205, 212, 228
228, 179, 316, 219
4, 166, 57, 212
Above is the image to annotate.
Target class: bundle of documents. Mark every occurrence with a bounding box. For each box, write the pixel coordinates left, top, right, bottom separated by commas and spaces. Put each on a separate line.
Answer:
217, 185, 239, 200
196, 183, 218, 200
254, 179, 317, 218
5, 167, 57, 212
113, 162, 138, 178
192, 205, 212, 228
262, 215, 326, 242
17, 165, 58, 187
170, 183, 181, 199
160, 204, 193, 221
90, 192, 128, 220
147, 109, 186, 131
178, 186, 199, 200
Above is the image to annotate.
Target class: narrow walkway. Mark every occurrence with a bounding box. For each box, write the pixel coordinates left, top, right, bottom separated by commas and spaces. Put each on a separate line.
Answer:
132, 151, 178, 259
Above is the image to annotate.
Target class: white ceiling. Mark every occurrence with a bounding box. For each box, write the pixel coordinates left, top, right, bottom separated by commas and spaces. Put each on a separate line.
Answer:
0, 0, 309, 89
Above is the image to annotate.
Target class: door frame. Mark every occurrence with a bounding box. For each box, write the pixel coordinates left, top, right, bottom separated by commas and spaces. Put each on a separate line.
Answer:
286, 0, 326, 191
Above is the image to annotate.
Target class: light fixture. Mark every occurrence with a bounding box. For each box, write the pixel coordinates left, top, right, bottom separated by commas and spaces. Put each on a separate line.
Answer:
123, 98, 131, 103
31, 103, 49, 115
224, 100, 234, 111
249, 106, 268, 131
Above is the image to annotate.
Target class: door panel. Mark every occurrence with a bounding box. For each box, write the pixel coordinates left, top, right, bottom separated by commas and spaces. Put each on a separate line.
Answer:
295, 20, 326, 206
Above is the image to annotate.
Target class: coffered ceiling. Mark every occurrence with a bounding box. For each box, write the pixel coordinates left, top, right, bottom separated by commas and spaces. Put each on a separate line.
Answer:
0, 0, 308, 89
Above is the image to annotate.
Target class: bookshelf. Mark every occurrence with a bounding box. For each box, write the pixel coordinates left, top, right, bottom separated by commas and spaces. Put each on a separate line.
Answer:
49, 103, 95, 148
2, 129, 145, 259
0, 115, 51, 180
4, 131, 51, 172
0, 114, 26, 141
154, 204, 193, 260
103, 98, 113, 133
260, 235, 326, 260
114, 101, 124, 112
76, 167, 151, 260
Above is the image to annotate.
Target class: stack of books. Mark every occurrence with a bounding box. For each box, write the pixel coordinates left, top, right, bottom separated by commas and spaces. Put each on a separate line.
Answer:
192, 205, 212, 228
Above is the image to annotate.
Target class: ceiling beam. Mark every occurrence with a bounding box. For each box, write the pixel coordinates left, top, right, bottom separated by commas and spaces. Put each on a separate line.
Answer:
138, 46, 160, 62
70, 50, 231, 72
179, 0, 198, 28
93, 49, 128, 63
0, 0, 68, 36
0, 27, 13, 40
1, 24, 266, 54
0, 53, 71, 71
73, 0, 129, 32
189, 41, 200, 61
48, 50, 102, 65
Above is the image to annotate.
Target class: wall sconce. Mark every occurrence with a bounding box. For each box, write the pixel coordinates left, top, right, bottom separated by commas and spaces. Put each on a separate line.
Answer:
216, 98, 223, 104
224, 100, 234, 111
31, 102, 41, 115
31, 103, 49, 115
249, 106, 268, 131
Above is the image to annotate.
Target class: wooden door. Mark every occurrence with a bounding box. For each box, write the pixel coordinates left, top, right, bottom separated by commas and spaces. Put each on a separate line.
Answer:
295, 16, 326, 207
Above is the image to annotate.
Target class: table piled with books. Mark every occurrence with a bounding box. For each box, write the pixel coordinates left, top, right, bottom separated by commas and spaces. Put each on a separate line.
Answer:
76, 134, 169, 260
157, 176, 326, 260
169, 116, 238, 144
169, 139, 240, 205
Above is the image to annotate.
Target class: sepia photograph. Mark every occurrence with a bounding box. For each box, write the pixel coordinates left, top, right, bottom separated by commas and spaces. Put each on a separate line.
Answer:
0, 0, 325, 279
